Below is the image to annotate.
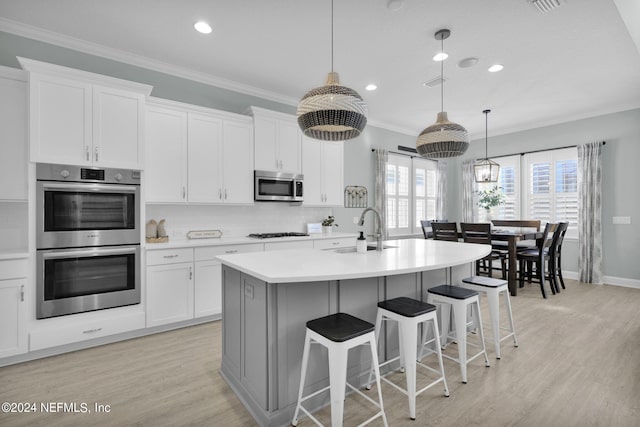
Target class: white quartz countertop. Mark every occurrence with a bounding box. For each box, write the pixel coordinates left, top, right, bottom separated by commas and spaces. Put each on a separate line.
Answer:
143, 232, 357, 250
217, 238, 491, 283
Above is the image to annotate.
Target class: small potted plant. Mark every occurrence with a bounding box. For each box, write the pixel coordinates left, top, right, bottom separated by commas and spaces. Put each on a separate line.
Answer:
477, 186, 506, 220
321, 215, 338, 234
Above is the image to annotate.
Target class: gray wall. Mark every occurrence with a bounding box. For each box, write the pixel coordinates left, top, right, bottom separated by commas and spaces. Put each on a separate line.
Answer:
451, 109, 640, 282
2, 31, 638, 283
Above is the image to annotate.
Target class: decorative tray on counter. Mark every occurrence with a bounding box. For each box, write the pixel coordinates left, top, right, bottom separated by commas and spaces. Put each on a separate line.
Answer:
187, 230, 223, 239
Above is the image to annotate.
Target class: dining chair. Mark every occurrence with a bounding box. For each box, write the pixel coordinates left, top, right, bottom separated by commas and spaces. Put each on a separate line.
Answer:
431, 222, 459, 241
516, 222, 558, 298
420, 219, 448, 239
491, 220, 541, 252
460, 223, 507, 279
549, 222, 569, 292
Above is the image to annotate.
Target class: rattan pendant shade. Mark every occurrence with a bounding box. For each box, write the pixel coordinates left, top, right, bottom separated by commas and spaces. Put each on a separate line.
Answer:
297, 72, 367, 141
416, 29, 469, 159
296, 0, 367, 141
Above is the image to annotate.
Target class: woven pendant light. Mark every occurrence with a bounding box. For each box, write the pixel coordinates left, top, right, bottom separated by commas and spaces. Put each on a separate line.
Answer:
416, 29, 469, 158
297, 0, 367, 141
474, 109, 500, 182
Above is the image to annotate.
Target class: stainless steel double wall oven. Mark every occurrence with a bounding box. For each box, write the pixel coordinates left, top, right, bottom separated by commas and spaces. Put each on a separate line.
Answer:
36, 163, 141, 319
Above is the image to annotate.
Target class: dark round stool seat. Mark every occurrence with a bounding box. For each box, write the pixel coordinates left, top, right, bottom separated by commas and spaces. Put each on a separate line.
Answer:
462, 276, 507, 288
427, 284, 478, 300
306, 313, 374, 343
378, 297, 436, 318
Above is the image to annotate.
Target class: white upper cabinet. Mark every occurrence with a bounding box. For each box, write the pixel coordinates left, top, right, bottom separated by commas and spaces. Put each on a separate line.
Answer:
19, 57, 151, 169
249, 106, 301, 174
0, 68, 28, 200
145, 105, 188, 202
146, 99, 254, 205
302, 136, 344, 206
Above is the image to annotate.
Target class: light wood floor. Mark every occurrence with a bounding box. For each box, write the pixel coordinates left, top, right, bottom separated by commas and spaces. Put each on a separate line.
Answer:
1, 279, 639, 427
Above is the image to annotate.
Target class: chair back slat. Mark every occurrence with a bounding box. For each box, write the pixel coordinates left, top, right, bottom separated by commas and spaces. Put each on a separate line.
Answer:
540, 222, 558, 251
431, 222, 459, 241
420, 219, 448, 239
549, 222, 569, 257
460, 223, 492, 245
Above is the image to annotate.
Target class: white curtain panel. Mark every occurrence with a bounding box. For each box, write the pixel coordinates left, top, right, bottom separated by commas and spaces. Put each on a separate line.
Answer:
374, 149, 389, 240
462, 159, 476, 222
577, 141, 603, 284
436, 160, 448, 220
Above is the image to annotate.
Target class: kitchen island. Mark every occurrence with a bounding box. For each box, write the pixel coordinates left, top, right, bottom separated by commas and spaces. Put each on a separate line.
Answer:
217, 238, 490, 426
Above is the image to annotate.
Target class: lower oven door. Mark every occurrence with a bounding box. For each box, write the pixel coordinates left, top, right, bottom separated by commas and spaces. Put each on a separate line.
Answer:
36, 245, 141, 319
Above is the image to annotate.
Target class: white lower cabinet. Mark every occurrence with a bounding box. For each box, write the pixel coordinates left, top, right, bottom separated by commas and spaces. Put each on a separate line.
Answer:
0, 259, 27, 358
146, 248, 194, 327
193, 244, 263, 318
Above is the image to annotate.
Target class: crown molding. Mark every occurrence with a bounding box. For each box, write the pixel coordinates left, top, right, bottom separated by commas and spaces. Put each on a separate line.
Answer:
0, 18, 299, 106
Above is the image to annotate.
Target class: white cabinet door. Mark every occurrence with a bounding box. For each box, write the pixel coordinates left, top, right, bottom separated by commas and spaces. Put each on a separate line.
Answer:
145, 106, 187, 202
92, 85, 145, 169
302, 137, 343, 206
321, 141, 344, 206
188, 113, 223, 203
194, 259, 222, 318
0, 278, 27, 358
0, 75, 27, 200
302, 136, 323, 205
277, 118, 301, 173
29, 73, 92, 165
253, 114, 278, 171
146, 262, 194, 327
222, 119, 254, 204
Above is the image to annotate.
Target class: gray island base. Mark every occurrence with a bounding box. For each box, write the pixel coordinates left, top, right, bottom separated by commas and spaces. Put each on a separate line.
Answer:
218, 239, 490, 426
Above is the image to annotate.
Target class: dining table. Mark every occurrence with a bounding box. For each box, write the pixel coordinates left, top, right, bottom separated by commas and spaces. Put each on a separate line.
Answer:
490, 229, 543, 296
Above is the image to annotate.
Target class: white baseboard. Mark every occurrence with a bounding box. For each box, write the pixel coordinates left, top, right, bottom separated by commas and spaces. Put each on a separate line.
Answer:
564, 270, 640, 289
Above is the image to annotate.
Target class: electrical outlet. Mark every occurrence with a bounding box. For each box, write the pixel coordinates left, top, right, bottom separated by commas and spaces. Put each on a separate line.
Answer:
244, 284, 254, 299
353, 216, 360, 224
612, 216, 631, 225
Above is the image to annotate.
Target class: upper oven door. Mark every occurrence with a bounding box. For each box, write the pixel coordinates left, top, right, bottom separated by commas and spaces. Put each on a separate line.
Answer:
37, 181, 140, 249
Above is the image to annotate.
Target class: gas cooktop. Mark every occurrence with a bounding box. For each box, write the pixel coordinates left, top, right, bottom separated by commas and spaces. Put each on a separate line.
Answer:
247, 232, 309, 239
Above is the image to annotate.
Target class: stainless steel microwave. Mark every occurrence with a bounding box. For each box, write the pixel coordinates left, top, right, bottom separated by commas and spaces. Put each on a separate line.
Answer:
254, 170, 303, 202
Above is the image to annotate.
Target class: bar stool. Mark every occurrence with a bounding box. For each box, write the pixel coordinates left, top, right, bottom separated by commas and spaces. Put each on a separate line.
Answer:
292, 313, 388, 427
461, 276, 518, 359
426, 285, 490, 384
365, 297, 449, 420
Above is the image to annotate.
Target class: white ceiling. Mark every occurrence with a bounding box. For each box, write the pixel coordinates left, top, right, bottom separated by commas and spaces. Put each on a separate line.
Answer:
1, 0, 639, 140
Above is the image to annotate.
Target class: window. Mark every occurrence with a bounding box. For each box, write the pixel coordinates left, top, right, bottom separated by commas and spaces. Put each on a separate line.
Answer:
474, 148, 577, 238
524, 148, 578, 237
387, 153, 437, 236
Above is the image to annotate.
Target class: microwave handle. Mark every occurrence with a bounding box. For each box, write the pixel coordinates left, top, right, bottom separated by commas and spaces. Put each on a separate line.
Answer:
42, 183, 138, 193
41, 246, 138, 260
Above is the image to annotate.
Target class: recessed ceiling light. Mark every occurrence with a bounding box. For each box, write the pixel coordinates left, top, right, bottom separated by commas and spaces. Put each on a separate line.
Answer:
433, 52, 448, 62
365, 84, 377, 91
458, 57, 479, 68
194, 21, 212, 34
488, 64, 504, 73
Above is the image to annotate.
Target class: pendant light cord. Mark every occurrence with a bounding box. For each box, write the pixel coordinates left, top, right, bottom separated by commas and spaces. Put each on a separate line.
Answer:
440, 36, 444, 113
331, 0, 334, 73
484, 109, 490, 160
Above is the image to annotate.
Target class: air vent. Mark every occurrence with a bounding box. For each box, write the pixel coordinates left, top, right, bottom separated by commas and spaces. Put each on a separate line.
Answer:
529, 0, 562, 14
422, 76, 446, 88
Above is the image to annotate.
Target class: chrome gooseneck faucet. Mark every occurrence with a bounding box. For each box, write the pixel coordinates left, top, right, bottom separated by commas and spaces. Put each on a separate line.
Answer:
357, 207, 383, 251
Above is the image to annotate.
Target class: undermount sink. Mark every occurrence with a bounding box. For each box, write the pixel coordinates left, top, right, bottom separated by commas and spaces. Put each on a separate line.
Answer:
333, 244, 397, 253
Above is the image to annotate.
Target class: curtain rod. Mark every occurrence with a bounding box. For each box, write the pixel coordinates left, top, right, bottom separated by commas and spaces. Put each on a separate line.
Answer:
488, 141, 606, 160
371, 145, 419, 158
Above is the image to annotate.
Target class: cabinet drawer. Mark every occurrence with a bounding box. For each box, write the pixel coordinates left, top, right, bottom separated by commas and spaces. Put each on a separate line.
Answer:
195, 243, 263, 261
147, 248, 193, 265
0, 259, 28, 280
30, 311, 145, 351
313, 238, 356, 250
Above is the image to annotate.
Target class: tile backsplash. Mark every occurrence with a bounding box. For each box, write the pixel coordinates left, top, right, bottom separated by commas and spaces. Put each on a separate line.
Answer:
145, 203, 332, 240
0, 202, 28, 252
